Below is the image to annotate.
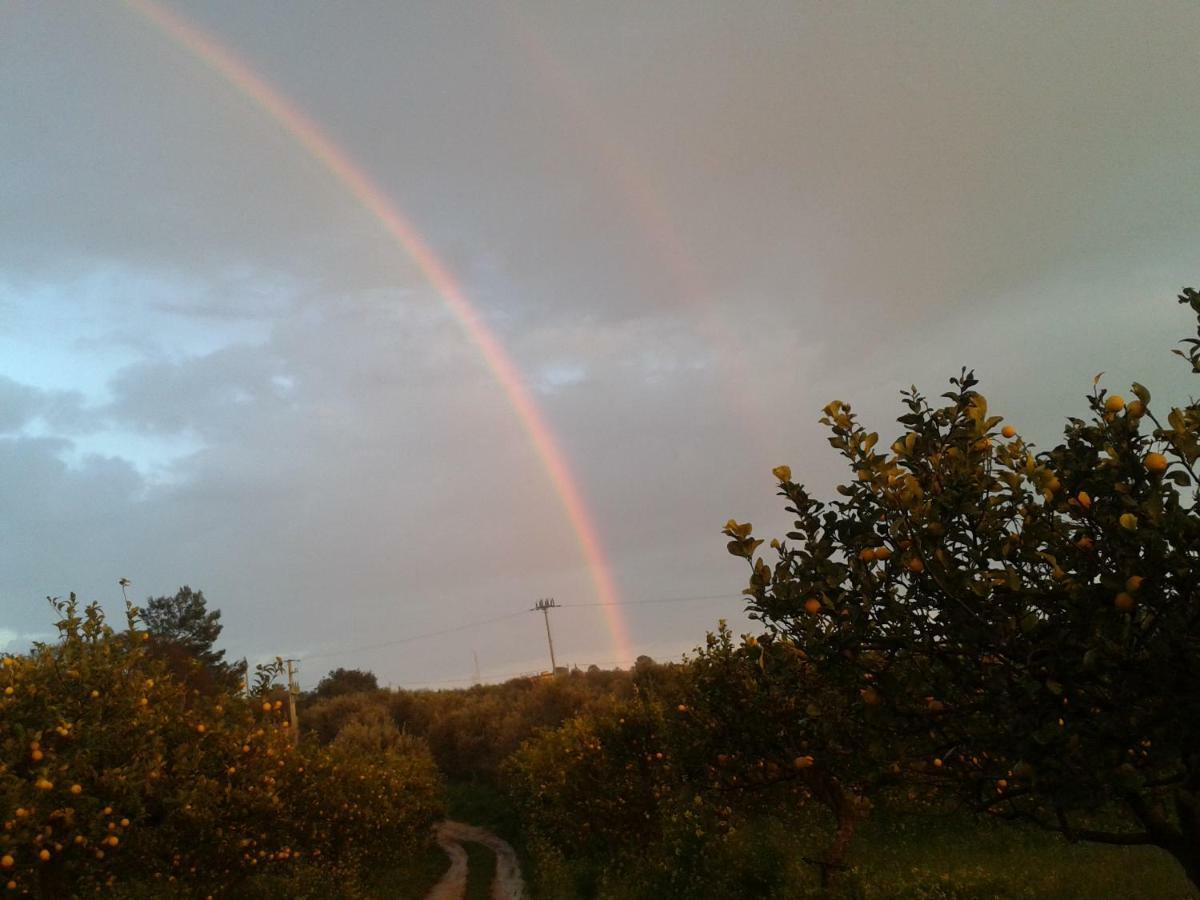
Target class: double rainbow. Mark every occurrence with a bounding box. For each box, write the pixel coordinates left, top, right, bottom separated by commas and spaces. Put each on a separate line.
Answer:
122, 0, 631, 660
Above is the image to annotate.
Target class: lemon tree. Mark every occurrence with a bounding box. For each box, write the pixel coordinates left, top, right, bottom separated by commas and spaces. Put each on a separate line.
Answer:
726, 288, 1200, 889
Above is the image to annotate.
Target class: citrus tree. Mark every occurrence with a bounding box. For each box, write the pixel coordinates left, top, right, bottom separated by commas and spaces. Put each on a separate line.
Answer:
0, 595, 442, 897
503, 638, 887, 894
725, 288, 1200, 888
679, 623, 884, 886
503, 688, 723, 896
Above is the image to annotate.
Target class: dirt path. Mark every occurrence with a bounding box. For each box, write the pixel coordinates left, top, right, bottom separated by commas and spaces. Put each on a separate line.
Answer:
425, 820, 525, 900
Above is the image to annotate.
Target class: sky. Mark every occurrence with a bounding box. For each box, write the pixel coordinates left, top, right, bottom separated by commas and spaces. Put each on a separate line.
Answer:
2, 1, 1198, 688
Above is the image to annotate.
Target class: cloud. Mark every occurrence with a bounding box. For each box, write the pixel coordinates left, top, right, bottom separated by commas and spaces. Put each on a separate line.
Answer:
0, 628, 55, 654
0, 377, 43, 432
2, 2, 1198, 686
0, 376, 89, 434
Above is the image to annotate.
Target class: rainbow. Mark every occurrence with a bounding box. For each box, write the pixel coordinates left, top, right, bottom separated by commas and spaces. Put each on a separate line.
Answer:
121, 0, 632, 660
505, 15, 773, 449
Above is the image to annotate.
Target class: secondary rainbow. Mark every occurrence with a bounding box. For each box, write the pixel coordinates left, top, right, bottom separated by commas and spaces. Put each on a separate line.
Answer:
506, 14, 774, 451
122, 0, 632, 660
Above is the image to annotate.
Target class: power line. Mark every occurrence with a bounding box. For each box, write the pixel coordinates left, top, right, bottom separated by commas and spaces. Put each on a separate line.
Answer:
388, 668, 545, 689
560, 593, 739, 608
300, 610, 528, 662
298, 592, 744, 667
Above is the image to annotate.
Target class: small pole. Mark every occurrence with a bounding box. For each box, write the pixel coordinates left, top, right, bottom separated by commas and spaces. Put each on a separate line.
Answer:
533, 598, 558, 674
284, 658, 300, 745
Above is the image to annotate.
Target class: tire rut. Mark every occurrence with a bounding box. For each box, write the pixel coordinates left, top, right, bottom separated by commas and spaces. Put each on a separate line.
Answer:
425, 820, 525, 900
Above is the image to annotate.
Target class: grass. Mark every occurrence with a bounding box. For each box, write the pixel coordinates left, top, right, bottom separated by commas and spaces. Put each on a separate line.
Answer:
362, 840, 451, 900
446, 780, 524, 840
845, 811, 1196, 899
512, 804, 1197, 899
463, 840, 498, 900
447, 781, 528, 898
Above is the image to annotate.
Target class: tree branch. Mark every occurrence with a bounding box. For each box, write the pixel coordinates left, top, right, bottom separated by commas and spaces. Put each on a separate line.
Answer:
1071, 828, 1155, 846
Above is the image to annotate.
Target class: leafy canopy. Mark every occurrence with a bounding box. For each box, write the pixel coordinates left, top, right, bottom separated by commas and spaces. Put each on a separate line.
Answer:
725, 288, 1200, 888
313, 667, 379, 700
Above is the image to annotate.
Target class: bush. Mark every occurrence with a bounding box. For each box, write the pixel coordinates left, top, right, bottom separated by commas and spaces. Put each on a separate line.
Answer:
0, 596, 443, 896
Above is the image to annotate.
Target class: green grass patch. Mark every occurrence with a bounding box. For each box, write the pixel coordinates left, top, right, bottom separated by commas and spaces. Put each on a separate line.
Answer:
361, 839, 451, 900
517, 808, 1197, 899
846, 812, 1196, 899
463, 840, 498, 900
446, 780, 524, 838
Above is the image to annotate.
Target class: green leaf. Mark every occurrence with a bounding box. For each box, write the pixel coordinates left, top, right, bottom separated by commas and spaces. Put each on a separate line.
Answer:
1131, 383, 1151, 405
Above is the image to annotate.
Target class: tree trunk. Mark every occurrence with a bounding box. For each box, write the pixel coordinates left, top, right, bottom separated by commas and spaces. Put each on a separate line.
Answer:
822, 796, 860, 887
806, 775, 866, 888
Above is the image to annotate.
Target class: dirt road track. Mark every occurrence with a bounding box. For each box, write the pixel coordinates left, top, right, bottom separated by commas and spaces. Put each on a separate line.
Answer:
425, 820, 525, 900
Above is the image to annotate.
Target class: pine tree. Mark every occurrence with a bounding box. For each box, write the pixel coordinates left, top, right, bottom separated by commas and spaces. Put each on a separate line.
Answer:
142, 586, 244, 690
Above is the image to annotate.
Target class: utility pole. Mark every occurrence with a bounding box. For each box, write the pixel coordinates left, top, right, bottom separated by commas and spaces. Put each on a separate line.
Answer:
532, 598, 558, 675
472, 650, 481, 687
284, 658, 300, 745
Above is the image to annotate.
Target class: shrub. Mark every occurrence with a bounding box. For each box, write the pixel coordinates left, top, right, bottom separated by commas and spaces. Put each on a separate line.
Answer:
0, 596, 442, 896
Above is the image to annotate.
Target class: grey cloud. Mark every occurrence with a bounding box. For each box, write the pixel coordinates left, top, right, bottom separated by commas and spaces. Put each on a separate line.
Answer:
0, 377, 90, 434
0, 378, 43, 432
1, 2, 1198, 685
